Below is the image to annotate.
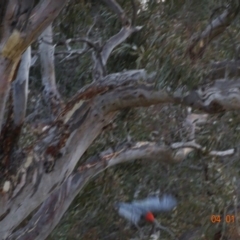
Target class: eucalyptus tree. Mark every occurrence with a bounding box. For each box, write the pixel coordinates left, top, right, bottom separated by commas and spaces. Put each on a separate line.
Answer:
0, 1, 240, 239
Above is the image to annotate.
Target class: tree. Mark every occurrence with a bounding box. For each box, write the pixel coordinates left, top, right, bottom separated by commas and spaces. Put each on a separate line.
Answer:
1, 0, 240, 239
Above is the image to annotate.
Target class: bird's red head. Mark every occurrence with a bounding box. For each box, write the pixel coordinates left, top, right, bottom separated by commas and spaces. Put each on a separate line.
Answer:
145, 212, 155, 223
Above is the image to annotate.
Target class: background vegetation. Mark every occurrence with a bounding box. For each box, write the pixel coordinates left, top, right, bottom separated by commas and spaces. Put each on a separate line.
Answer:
23, 0, 240, 239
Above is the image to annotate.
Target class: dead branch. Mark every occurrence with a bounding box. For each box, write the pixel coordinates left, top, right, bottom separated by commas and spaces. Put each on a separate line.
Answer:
101, 78, 240, 114
91, 25, 144, 80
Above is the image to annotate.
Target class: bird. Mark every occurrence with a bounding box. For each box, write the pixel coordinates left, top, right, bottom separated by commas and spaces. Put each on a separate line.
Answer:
114, 194, 177, 239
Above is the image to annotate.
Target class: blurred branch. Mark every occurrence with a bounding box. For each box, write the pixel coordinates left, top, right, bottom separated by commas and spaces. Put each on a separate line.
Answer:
51, 1, 143, 76
96, 81, 237, 114
13, 47, 31, 126
54, 18, 97, 62
92, 24, 143, 80
101, 26, 142, 67
101, 0, 129, 25
171, 141, 235, 157
187, 3, 240, 60
90, 0, 142, 81
208, 60, 240, 80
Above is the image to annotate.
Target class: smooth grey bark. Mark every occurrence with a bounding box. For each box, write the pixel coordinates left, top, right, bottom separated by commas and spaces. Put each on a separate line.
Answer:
39, 23, 62, 119
0, 0, 69, 132
13, 47, 31, 126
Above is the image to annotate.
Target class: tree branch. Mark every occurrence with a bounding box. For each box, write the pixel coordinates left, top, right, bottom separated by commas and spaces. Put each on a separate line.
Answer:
208, 60, 240, 80
58, 69, 153, 121
5, 142, 189, 240
0, 47, 32, 166
0, 69, 155, 236
0, 0, 68, 132
2, 68, 240, 237
181, 79, 240, 113
9, 139, 235, 239
171, 141, 235, 157
187, 3, 240, 60
91, 0, 142, 81
55, 18, 97, 62
101, 0, 128, 25
101, 26, 142, 67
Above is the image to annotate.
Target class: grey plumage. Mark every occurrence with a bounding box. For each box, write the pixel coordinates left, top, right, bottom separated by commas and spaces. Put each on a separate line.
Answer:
114, 194, 177, 225
114, 194, 177, 239
131, 194, 177, 213
114, 202, 143, 226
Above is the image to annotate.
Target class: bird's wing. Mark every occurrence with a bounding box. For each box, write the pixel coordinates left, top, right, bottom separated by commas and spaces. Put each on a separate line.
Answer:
131, 195, 177, 214
117, 203, 143, 225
